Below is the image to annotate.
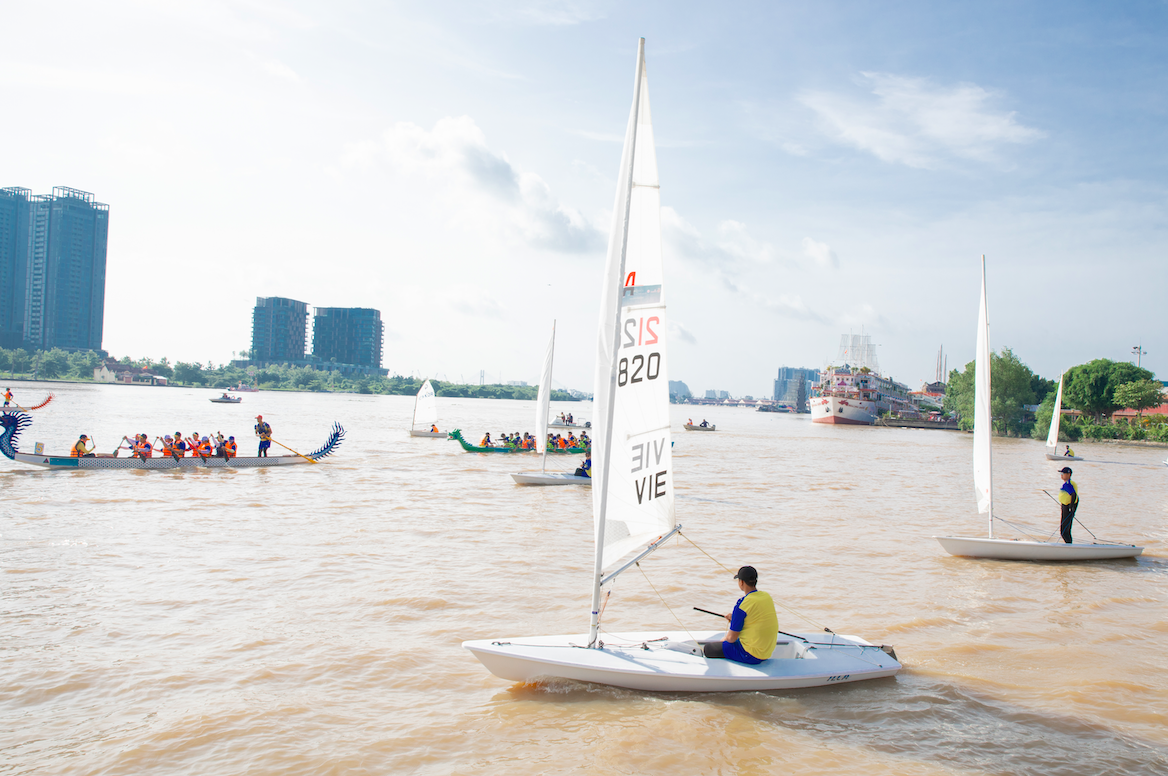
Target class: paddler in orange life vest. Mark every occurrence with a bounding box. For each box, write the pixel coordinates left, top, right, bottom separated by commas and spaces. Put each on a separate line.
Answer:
173, 431, 187, 457
430, 424, 439, 433
255, 415, 272, 457
133, 434, 153, 459
2, 387, 12, 407
224, 436, 237, 458
71, 434, 94, 457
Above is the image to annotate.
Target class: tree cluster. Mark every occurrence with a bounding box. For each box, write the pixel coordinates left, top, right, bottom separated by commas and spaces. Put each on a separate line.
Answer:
943, 348, 1052, 436
0, 348, 579, 401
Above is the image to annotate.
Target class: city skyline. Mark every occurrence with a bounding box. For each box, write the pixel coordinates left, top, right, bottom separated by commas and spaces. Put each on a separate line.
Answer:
3, 2, 1166, 396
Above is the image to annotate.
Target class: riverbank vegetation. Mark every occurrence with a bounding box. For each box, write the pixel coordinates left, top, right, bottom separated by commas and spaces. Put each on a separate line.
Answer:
0, 348, 580, 402
944, 349, 1165, 442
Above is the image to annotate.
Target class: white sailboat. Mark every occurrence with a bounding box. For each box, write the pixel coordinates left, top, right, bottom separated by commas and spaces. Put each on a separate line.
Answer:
511, 322, 591, 486
934, 258, 1142, 561
409, 379, 446, 437
465, 40, 901, 691
1044, 374, 1083, 461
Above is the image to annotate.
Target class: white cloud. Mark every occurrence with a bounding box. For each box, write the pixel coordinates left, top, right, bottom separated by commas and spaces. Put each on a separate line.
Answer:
662, 207, 826, 322
343, 116, 603, 253
670, 321, 697, 345
800, 72, 1045, 168
802, 237, 839, 269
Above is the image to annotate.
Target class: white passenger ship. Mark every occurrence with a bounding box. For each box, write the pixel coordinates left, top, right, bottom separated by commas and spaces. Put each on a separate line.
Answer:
810, 335, 915, 425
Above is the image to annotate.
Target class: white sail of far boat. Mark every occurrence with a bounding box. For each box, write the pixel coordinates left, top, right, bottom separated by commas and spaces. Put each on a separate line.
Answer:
934, 258, 1141, 561
972, 256, 993, 535
1044, 374, 1082, 460
466, 39, 901, 690
510, 323, 590, 485
409, 379, 445, 437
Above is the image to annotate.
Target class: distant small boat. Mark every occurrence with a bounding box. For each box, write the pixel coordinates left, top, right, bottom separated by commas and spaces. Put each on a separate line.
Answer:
1044, 374, 1083, 461
451, 429, 587, 455
512, 322, 591, 486
210, 394, 242, 404
684, 423, 716, 431
232, 383, 259, 393
410, 380, 447, 437
549, 420, 590, 429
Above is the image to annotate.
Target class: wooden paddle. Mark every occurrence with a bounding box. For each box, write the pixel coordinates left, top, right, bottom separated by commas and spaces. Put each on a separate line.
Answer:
270, 438, 317, 464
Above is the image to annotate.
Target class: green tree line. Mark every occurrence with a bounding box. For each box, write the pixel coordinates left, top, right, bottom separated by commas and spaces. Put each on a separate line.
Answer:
0, 348, 581, 401
944, 350, 1165, 441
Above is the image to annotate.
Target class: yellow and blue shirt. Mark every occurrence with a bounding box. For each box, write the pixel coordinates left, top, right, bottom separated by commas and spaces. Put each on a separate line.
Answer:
729, 590, 779, 660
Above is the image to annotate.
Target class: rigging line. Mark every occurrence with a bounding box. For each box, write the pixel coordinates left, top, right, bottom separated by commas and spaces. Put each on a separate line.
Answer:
678, 530, 827, 631
637, 562, 695, 642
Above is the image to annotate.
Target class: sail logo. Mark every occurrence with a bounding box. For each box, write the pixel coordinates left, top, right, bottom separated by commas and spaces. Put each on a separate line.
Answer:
631, 437, 669, 504
620, 284, 661, 306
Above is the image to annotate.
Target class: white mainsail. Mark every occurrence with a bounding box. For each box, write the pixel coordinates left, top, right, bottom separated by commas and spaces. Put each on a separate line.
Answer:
973, 256, 993, 535
589, 39, 675, 645
1046, 373, 1065, 451
412, 379, 437, 431
536, 322, 555, 472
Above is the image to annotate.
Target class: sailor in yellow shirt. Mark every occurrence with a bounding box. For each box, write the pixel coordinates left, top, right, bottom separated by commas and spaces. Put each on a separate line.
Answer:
702, 565, 779, 664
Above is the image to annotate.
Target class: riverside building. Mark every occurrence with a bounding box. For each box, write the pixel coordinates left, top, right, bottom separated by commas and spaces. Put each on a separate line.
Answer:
0, 186, 109, 350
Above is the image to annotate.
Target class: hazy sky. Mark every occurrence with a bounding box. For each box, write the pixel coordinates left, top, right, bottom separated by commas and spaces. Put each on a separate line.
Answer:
4, 1, 1166, 396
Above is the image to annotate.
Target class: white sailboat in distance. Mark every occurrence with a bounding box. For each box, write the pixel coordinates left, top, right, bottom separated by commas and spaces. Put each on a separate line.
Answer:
409, 380, 446, 437
511, 322, 591, 486
465, 39, 901, 691
1044, 374, 1083, 461
934, 258, 1142, 561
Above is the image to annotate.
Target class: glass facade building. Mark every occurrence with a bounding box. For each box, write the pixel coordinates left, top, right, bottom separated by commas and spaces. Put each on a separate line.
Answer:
0, 186, 108, 350
251, 297, 309, 362
311, 307, 383, 370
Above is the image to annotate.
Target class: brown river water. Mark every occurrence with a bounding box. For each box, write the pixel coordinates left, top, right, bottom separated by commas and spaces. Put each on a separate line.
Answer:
2, 382, 1166, 775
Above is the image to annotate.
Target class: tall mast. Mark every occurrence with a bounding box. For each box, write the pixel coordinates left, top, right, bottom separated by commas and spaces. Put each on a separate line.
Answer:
589, 38, 645, 649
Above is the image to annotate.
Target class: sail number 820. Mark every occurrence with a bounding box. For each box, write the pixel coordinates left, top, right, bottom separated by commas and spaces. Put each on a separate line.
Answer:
618, 352, 661, 387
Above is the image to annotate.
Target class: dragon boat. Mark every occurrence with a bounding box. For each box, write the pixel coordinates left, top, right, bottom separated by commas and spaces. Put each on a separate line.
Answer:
0, 412, 344, 470
449, 429, 589, 455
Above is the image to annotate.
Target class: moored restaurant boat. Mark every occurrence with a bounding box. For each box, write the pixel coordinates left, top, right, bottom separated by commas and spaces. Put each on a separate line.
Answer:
810, 337, 915, 425
465, 40, 900, 691
0, 412, 344, 470
933, 258, 1142, 561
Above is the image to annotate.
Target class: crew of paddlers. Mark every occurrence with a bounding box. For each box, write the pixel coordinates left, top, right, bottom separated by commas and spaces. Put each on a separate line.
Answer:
478, 430, 590, 451
66, 416, 272, 459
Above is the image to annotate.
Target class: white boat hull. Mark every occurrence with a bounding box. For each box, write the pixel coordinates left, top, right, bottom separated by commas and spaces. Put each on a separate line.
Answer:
510, 471, 592, 486
464, 630, 899, 692
934, 535, 1143, 561
209, 398, 242, 404
810, 397, 877, 425
549, 422, 589, 429
1045, 453, 1083, 461
683, 424, 716, 431
410, 430, 447, 438
12, 452, 316, 470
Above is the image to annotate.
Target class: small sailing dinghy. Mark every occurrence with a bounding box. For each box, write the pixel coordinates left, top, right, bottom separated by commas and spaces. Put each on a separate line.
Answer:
466, 40, 900, 691
1044, 374, 1082, 461
409, 380, 446, 437
512, 322, 591, 486
934, 258, 1142, 561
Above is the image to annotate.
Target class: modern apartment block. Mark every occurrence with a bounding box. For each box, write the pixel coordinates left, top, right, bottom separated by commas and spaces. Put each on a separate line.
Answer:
774, 366, 819, 409
251, 296, 309, 362
0, 186, 109, 350
311, 307, 384, 371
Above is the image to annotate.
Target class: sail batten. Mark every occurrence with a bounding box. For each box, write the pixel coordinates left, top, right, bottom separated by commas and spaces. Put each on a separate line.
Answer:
589, 39, 674, 645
